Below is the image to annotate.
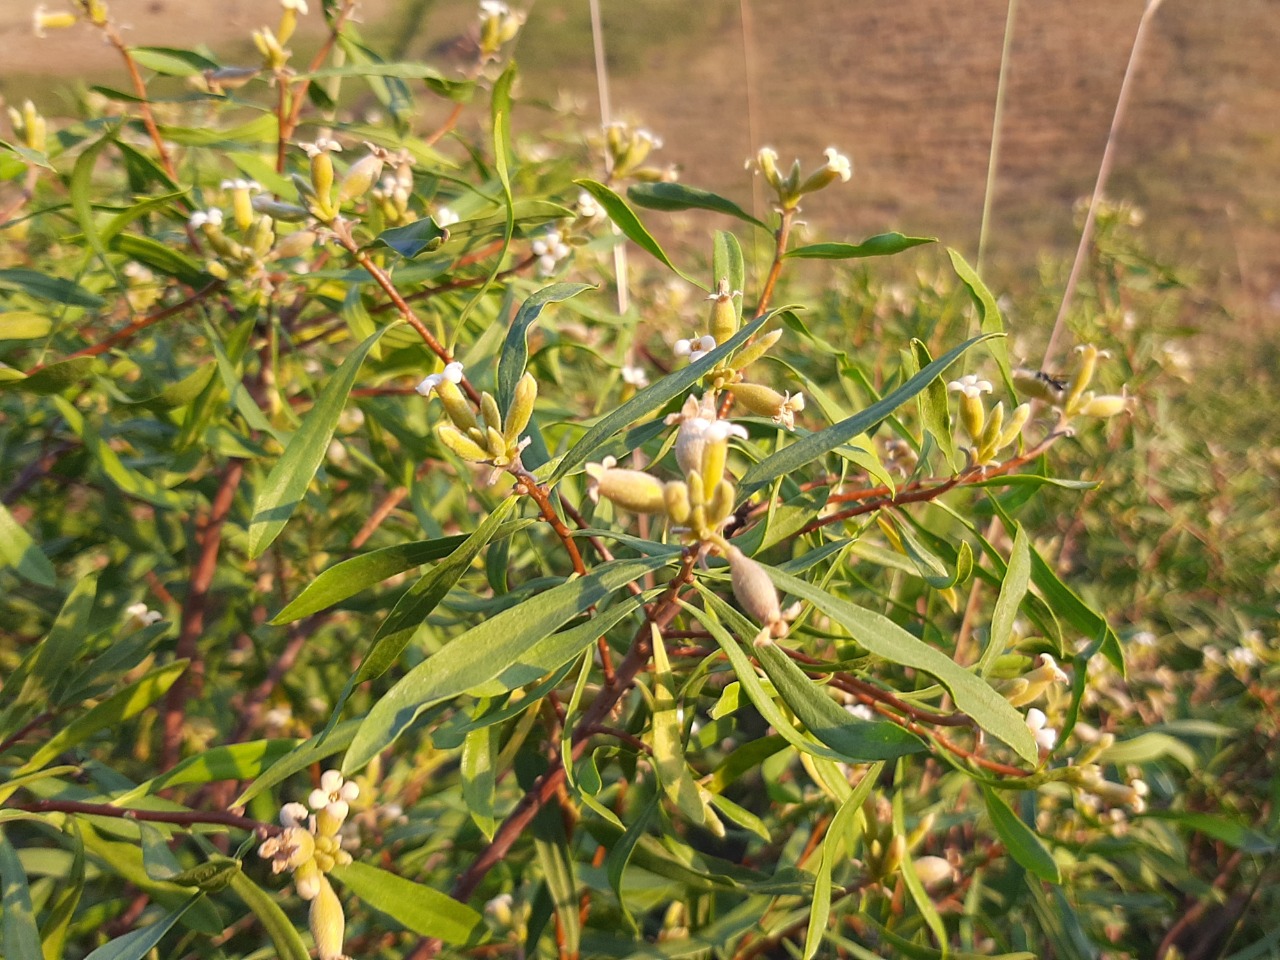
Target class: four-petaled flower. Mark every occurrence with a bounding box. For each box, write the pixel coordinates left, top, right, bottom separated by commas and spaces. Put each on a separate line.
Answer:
1025, 707, 1058, 752
300, 138, 343, 158
674, 334, 717, 363
416, 361, 465, 396
823, 147, 852, 182
947, 374, 993, 399
189, 209, 224, 230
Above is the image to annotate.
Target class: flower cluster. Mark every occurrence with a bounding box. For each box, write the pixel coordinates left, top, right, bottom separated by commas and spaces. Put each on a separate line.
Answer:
748, 145, 852, 210
1013, 343, 1130, 422
418, 363, 537, 481
253, 0, 310, 71
478, 1, 525, 60
295, 140, 389, 223
531, 229, 572, 276
369, 150, 418, 226
947, 374, 1031, 467
258, 770, 359, 960
604, 122, 670, 181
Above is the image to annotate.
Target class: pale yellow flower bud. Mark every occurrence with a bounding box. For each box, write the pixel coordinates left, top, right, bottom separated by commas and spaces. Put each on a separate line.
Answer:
730, 328, 783, 373
913, 855, 954, 888
585, 458, 668, 514
1080, 393, 1129, 418
504, 373, 538, 445
437, 423, 490, 462
707, 277, 742, 346
309, 875, 346, 960
727, 546, 783, 636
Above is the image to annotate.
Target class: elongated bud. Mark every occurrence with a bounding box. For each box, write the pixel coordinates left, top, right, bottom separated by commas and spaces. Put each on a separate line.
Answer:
753, 147, 783, 195
246, 215, 276, 257
336, 149, 385, 206
707, 478, 736, 529
504, 372, 537, 444
913, 855, 953, 888
1080, 393, 1128, 418
730, 328, 783, 373
273, 228, 318, 259
663, 481, 691, 524
727, 546, 782, 633
980, 400, 1005, 451
309, 876, 346, 960
480, 392, 503, 433
438, 380, 479, 433
253, 195, 310, 223
959, 393, 985, 443
253, 27, 289, 71
438, 423, 490, 462
708, 277, 741, 345
585, 459, 668, 513
996, 402, 1032, 450
1065, 344, 1101, 412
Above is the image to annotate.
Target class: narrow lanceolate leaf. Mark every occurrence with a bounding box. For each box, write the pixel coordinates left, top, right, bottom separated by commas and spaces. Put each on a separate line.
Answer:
786, 232, 936, 260
983, 786, 1061, 883
532, 805, 581, 957
344, 555, 668, 773
331, 862, 484, 944
980, 524, 1030, 677
548, 308, 779, 485
0, 831, 42, 960
248, 323, 397, 558
234, 719, 360, 808
497, 282, 595, 416
803, 766, 882, 960
752, 640, 924, 761
39, 821, 84, 960
71, 127, 122, 282
0, 499, 57, 587
651, 627, 710, 824
911, 339, 958, 471
760, 566, 1039, 764
627, 181, 768, 230
227, 872, 311, 960
741, 334, 997, 490
82, 893, 205, 960
574, 179, 700, 286
0, 268, 104, 308
0, 312, 52, 340
462, 724, 499, 839
948, 248, 1011, 388
15, 661, 188, 776
712, 229, 746, 298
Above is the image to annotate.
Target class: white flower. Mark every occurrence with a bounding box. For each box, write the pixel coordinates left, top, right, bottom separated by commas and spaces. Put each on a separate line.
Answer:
308, 769, 359, 821
1131, 630, 1157, 648
620, 365, 649, 388
947, 374, 993, 399
300, 138, 342, 158
1025, 708, 1057, 752
636, 129, 663, 149
220, 178, 262, 193
281, 0, 309, 10
434, 206, 460, 228
823, 147, 852, 182
188, 208, 224, 230
416, 361, 465, 396
479, 0, 510, 16
124, 602, 163, 628
705, 420, 749, 444
674, 334, 717, 363
577, 190, 601, 219
845, 703, 875, 722
1227, 646, 1259, 674
280, 802, 311, 828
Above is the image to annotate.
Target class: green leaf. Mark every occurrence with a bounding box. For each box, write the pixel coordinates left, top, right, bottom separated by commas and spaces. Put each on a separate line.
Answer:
344, 556, 667, 773
804, 766, 881, 960
712, 229, 746, 297
234, 719, 360, 808
0, 499, 57, 587
14, 661, 187, 776
548, 308, 778, 485
0, 831, 41, 960
532, 805, 581, 956
330, 862, 484, 944
982, 786, 1061, 883
120, 364, 218, 411
118, 740, 301, 803
910, 339, 957, 471
370, 217, 449, 259
1099, 731, 1197, 770
742, 334, 997, 489
893, 782, 949, 951
574, 179, 700, 286
0, 312, 52, 340
129, 46, 219, 76
605, 791, 658, 933
651, 628, 711, 824
227, 872, 310, 960
627, 181, 767, 230
110, 234, 211, 287
39, 822, 84, 960
752, 639, 925, 761
497, 282, 594, 416
1142, 811, 1277, 854
248, 323, 397, 557
0, 357, 102, 395
70, 127, 121, 283
0, 268, 104, 308
759, 566, 1039, 763
989, 496, 1123, 673
787, 232, 936, 260
948, 248, 1011, 388
462, 724, 499, 839
980, 525, 1029, 676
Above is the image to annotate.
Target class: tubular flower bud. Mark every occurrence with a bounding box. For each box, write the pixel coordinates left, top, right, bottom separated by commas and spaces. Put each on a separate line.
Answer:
948, 374, 992, 443
222, 178, 263, 232
8, 101, 48, 153
300, 139, 342, 219
253, 26, 290, 71
273, 228, 319, 259
585, 457, 668, 513
277, 0, 308, 46
479, 0, 525, 60
33, 6, 79, 37
730, 328, 783, 373
253, 195, 310, 223
309, 875, 347, 960
707, 277, 742, 345
336, 144, 389, 206
1004, 653, 1069, 707
504, 372, 538, 445
437, 424, 490, 463
1080, 391, 1129, 418
707, 478, 736, 529
913, 856, 955, 889
726, 382, 805, 429
798, 146, 853, 195
996, 402, 1032, 450
727, 546, 784, 640
663, 481, 691, 524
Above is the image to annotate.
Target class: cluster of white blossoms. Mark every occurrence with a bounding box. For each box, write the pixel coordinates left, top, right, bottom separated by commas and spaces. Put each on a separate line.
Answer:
258, 770, 360, 960
747, 145, 852, 211
531, 229, 572, 276
124, 602, 163, 629
417, 361, 537, 481
948, 374, 1031, 468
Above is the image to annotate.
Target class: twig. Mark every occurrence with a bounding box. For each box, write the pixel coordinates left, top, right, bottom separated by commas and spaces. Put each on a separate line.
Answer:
7, 799, 277, 836
277, 1, 359, 173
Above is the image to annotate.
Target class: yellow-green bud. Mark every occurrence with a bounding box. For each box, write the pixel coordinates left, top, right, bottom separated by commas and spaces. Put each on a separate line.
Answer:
336, 151, 385, 206
913, 855, 953, 888
438, 423, 490, 462
586, 459, 668, 514
730, 328, 782, 373
708, 277, 741, 345
960, 394, 985, 443
1080, 393, 1128, 418
980, 401, 1005, 452
480, 391, 503, 432
1065, 344, 1102, 412
309, 876, 346, 960
485, 426, 508, 461
663, 481, 691, 524
707, 479, 736, 529
798, 147, 853, 196
504, 373, 537, 445
437, 380, 479, 434
252, 27, 289, 71
727, 546, 782, 634
996, 402, 1032, 450
273, 228, 318, 259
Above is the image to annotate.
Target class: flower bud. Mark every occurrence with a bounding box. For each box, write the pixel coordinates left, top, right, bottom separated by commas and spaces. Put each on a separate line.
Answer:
437, 423, 490, 462
309, 876, 346, 960
663, 481, 691, 524
727, 382, 805, 429
504, 372, 537, 445
336, 149, 385, 206
253, 27, 289, 71
1080, 393, 1128, 418
585, 458, 668, 514
913, 855, 954, 888
798, 147, 853, 196
980, 401, 1005, 452
996, 402, 1032, 450
727, 546, 782, 634
33, 6, 79, 38
273, 228, 319, 259
707, 277, 741, 345
730, 328, 783, 373
707, 478, 736, 529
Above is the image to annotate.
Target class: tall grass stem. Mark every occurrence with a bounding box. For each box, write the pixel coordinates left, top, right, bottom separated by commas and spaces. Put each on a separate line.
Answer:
588, 0, 629, 315
976, 0, 1019, 276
